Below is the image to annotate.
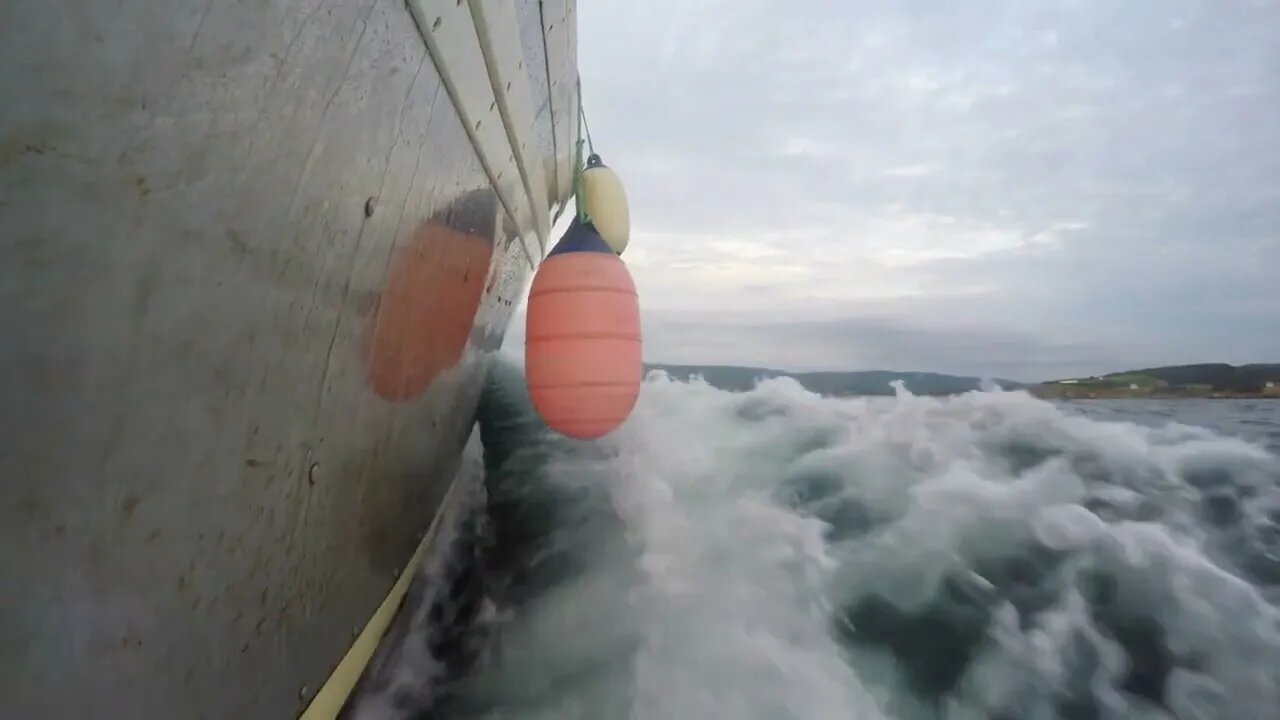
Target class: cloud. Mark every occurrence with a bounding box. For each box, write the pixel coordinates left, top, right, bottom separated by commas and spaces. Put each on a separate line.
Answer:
632, 310, 1134, 382
883, 163, 943, 178
531, 0, 1280, 380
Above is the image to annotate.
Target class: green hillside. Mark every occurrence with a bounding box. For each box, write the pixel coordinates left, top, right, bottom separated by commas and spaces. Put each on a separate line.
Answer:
1037, 363, 1280, 398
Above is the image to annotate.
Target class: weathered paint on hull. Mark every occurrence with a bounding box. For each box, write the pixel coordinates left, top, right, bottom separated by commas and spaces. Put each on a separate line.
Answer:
0, 1, 576, 717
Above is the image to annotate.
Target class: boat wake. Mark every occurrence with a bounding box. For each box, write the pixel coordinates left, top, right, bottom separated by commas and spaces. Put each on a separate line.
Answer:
414, 361, 1280, 719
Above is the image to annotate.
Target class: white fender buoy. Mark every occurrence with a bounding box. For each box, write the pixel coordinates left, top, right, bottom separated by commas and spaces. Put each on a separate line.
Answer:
580, 153, 630, 255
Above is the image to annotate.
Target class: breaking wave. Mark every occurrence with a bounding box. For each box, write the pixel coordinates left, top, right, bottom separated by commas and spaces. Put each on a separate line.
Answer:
435, 363, 1280, 720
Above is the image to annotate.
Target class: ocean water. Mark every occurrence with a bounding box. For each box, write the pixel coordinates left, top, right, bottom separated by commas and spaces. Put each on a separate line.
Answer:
401, 362, 1280, 720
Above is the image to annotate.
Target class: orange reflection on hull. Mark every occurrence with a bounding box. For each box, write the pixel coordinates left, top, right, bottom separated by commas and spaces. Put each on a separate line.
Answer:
366, 206, 495, 401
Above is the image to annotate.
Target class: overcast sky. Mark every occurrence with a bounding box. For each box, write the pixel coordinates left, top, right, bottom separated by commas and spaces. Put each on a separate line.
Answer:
510, 0, 1280, 381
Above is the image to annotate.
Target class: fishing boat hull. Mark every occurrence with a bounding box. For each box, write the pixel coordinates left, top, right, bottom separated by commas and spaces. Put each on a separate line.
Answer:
0, 1, 577, 716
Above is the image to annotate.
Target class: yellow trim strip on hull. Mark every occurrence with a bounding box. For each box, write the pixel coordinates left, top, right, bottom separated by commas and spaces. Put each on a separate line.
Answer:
297, 470, 468, 720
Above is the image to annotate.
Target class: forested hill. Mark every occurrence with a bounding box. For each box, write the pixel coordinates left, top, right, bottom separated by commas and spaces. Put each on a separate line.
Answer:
1035, 363, 1280, 398
644, 363, 1280, 398
1126, 364, 1280, 392
645, 364, 1026, 397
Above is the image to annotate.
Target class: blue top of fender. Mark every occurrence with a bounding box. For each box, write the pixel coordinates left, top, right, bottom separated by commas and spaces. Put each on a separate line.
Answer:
548, 215, 616, 256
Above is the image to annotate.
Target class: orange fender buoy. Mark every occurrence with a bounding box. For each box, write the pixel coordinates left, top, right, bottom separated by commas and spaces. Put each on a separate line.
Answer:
525, 218, 642, 439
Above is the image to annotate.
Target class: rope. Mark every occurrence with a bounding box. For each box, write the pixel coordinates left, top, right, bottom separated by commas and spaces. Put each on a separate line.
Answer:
574, 76, 592, 223
578, 85, 595, 156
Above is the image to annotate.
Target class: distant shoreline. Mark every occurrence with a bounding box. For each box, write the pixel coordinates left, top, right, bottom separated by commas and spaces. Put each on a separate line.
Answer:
1030, 387, 1280, 400
1030, 386, 1280, 400
646, 362, 1280, 399
1031, 364, 1280, 400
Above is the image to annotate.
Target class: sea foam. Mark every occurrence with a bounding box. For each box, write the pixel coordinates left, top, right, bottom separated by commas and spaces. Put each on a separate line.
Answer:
421, 362, 1280, 720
